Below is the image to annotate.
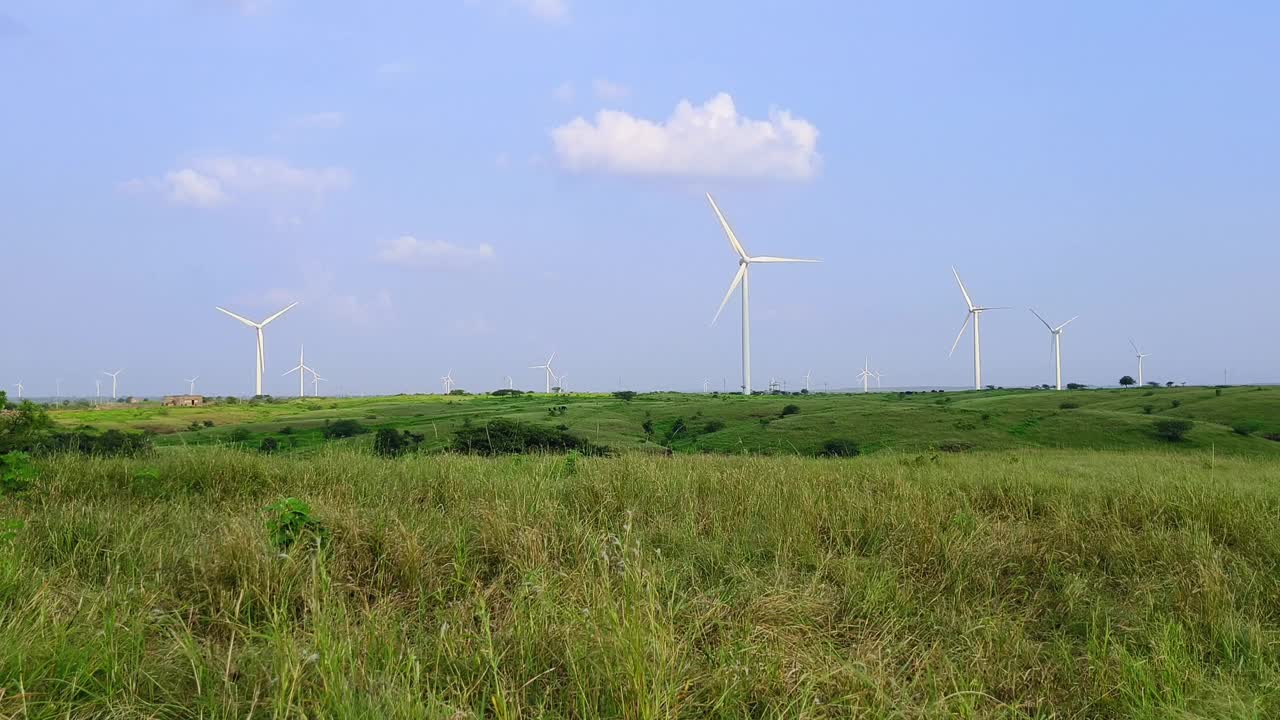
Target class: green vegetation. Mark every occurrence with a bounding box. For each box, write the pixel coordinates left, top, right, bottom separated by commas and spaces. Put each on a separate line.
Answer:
1, 447, 1278, 717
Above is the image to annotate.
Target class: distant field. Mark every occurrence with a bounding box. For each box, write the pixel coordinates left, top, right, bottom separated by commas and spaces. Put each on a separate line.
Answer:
2, 447, 1278, 717
47, 385, 1280, 457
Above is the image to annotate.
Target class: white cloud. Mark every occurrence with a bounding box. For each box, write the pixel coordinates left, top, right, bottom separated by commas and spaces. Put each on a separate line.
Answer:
551, 92, 821, 181
289, 111, 345, 130
592, 79, 629, 102
164, 168, 228, 207
515, 0, 568, 21
552, 81, 575, 103
374, 236, 496, 268
126, 155, 351, 209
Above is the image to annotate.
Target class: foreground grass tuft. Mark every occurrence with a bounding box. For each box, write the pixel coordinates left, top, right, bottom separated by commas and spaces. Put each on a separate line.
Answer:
1, 447, 1279, 718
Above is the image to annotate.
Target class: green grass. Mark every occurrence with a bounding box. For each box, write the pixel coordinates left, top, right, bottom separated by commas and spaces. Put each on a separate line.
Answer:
48, 386, 1280, 458
2, 446, 1279, 717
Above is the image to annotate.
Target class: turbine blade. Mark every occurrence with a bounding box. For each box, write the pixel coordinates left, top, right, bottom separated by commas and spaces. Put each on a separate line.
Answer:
948, 313, 972, 357
1056, 315, 1079, 331
706, 193, 749, 259
951, 267, 975, 311
216, 306, 259, 328
711, 264, 747, 325
1129, 338, 1140, 354
260, 301, 299, 326
747, 256, 821, 263
1029, 308, 1052, 331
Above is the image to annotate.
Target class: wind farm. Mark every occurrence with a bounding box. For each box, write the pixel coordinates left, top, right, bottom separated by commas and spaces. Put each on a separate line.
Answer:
3, 3, 1279, 717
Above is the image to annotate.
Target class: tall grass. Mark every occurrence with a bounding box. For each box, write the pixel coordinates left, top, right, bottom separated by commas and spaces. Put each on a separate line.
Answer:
1, 447, 1278, 718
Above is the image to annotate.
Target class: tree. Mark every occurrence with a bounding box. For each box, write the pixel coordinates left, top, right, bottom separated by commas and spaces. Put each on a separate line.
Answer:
1154, 419, 1193, 442
1066, 383, 1087, 390
1119, 375, 1136, 387
1165, 381, 1175, 388
1146, 381, 1160, 388
611, 391, 637, 402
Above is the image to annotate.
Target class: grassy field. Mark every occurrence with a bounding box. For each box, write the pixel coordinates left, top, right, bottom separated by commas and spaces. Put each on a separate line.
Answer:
2, 447, 1279, 717
47, 385, 1280, 458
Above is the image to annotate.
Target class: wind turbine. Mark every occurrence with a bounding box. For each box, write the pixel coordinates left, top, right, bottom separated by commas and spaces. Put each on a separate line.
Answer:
558, 374, 569, 393
95, 378, 102, 400
803, 370, 812, 393
873, 369, 885, 389
707, 193, 820, 395
102, 369, 123, 399
856, 358, 874, 393
1129, 340, 1152, 387
55, 379, 61, 398
184, 376, 200, 395
505, 375, 513, 390
530, 353, 558, 393
948, 268, 1010, 391
12, 381, 23, 400
215, 302, 298, 396
703, 378, 711, 393
1029, 310, 1079, 391
282, 346, 315, 398
311, 373, 326, 396
440, 370, 455, 394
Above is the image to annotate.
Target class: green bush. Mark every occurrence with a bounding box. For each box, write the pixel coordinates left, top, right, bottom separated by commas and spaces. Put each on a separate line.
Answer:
1154, 419, 1193, 442
1142, 405, 1154, 415
702, 419, 726, 434
817, 439, 860, 457
228, 428, 252, 443
0, 452, 36, 495
374, 428, 424, 458
1171, 399, 1183, 408
263, 498, 327, 551
612, 391, 637, 402
451, 419, 609, 456
323, 419, 367, 439
780, 404, 801, 418
1058, 401, 1080, 410
1231, 420, 1263, 437
258, 437, 279, 454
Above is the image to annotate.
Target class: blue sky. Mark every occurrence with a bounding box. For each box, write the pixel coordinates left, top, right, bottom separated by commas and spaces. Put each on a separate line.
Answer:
2, 1, 1277, 397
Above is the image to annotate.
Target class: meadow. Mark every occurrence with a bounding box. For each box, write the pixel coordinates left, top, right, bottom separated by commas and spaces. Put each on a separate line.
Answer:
2, 447, 1279, 718
45, 384, 1280, 458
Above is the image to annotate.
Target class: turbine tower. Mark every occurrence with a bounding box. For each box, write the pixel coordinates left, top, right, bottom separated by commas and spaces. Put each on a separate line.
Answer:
184, 376, 200, 395
707, 193, 820, 395
529, 353, 558, 393
102, 369, 123, 399
1129, 340, 1152, 386
505, 375, 513, 390
948, 268, 1009, 390
215, 302, 298, 396
282, 345, 315, 398
95, 378, 102, 400
311, 374, 326, 396
558, 374, 569, 393
12, 381, 23, 400
856, 358, 874, 393
873, 369, 885, 389
803, 369, 812, 393
703, 378, 711, 393
1029, 309, 1079, 391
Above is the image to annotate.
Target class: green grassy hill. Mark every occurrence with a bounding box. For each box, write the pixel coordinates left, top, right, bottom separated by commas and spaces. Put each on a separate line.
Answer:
48, 385, 1280, 457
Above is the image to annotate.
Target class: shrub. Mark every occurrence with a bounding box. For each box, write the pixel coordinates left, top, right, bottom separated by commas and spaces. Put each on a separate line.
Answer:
641, 419, 654, 436
1232, 420, 1263, 437
1170, 399, 1183, 409
279, 426, 293, 435
612, 391, 637, 402
1142, 405, 1154, 415
1065, 383, 1087, 390
817, 439, 860, 457
491, 388, 524, 396
1059, 401, 1080, 410
0, 452, 36, 495
228, 428, 252, 443
1215, 388, 1223, 397
187, 421, 202, 432
258, 437, 279, 454
1154, 419, 1193, 442
702, 419, 726, 434
780, 404, 801, 418
323, 419, 367, 439
264, 498, 327, 551
451, 419, 609, 456
202, 420, 214, 428
373, 428, 424, 458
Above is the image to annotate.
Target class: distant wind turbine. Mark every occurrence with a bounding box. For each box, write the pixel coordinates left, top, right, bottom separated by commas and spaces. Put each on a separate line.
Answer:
440, 370, 455, 394
707, 193, 820, 395
184, 376, 200, 395
948, 267, 1010, 390
1029, 309, 1079, 391
102, 369, 123, 399
95, 378, 102, 400
282, 346, 315, 398
55, 379, 61, 398
529, 353, 558, 393
215, 302, 298, 396
873, 369, 885, 389
558, 374, 569, 393
703, 378, 711, 393
1129, 339, 1152, 386
505, 375, 513, 390
856, 358, 874, 393
311, 373, 326, 396
803, 370, 812, 393
12, 381, 23, 399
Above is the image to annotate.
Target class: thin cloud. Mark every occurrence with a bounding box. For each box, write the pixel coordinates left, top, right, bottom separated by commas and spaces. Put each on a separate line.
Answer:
374, 236, 496, 268
551, 92, 821, 181
469, 0, 569, 23
289, 111, 345, 130
125, 155, 351, 208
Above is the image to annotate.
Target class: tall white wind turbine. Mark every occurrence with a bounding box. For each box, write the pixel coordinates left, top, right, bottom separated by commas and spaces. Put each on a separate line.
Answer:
184, 376, 200, 395
311, 373, 326, 396
440, 370, 455, 395
948, 268, 1010, 391
12, 381, 23, 400
856, 358, 874, 393
703, 378, 711, 393
505, 375, 513, 390
529, 353, 558, 393
1129, 339, 1152, 386
102, 369, 123, 399
95, 378, 101, 400
282, 345, 315, 398
707, 193, 820, 395
803, 369, 812, 393
558, 374, 569, 393
1029, 309, 1078, 391
215, 302, 298, 396
873, 369, 885, 389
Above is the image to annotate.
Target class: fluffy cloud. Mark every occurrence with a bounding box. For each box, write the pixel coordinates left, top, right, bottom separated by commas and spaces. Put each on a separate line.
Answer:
126, 155, 351, 209
592, 79, 629, 101
551, 93, 820, 181
374, 236, 496, 268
